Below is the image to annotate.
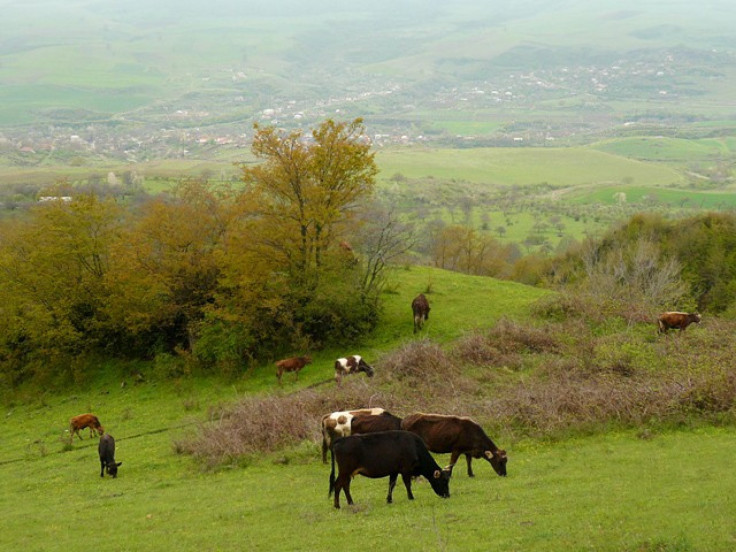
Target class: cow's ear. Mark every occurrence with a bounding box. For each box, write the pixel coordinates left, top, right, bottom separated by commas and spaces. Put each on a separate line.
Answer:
485, 450, 493, 460
116, 462, 123, 467
433, 469, 441, 479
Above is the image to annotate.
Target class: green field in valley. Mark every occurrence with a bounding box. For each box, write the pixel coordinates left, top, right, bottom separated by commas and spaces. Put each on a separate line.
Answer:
375, 146, 685, 187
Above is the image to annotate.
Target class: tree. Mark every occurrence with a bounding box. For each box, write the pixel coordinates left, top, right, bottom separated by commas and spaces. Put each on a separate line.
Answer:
208, 119, 379, 355
0, 194, 122, 381
239, 118, 377, 284
351, 201, 416, 300
107, 179, 232, 352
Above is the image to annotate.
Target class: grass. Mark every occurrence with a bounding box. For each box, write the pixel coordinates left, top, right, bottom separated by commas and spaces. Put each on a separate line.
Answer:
591, 136, 736, 163
2, 416, 735, 551
2, 267, 736, 550
375, 146, 685, 187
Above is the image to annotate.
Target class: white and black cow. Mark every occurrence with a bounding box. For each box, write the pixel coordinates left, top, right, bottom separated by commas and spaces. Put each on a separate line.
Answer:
320, 407, 404, 463
334, 355, 375, 385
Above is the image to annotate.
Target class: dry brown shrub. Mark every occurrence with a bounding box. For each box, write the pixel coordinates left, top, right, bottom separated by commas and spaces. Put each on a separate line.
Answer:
176, 380, 406, 467
453, 318, 561, 370
179, 319, 736, 466
378, 337, 457, 383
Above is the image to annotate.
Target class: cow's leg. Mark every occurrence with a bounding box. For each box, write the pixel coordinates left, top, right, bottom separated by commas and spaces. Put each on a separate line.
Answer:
465, 454, 475, 477
387, 473, 398, 503
100, 460, 105, 477
334, 475, 346, 508
342, 477, 354, 506
445, 450, 462, 474
401, 473, 414, 500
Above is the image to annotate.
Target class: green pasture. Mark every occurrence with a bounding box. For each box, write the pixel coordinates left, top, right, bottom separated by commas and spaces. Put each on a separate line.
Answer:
3, 414, 735, 552
570, 185, 736, 210
591, 137, 736, 163
2, 265, 736, 550
376, 146, 685, 188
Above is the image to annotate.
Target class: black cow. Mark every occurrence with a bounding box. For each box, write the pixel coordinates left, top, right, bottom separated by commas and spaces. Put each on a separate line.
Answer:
98, 433, 122, 478
329, 430, 451, 509
401, 413, 507, 477
412, 293, 430, 333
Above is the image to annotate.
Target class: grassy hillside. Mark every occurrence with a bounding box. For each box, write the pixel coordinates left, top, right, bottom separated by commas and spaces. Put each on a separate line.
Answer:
3, 266, 736, 550
4, 265, 736, 548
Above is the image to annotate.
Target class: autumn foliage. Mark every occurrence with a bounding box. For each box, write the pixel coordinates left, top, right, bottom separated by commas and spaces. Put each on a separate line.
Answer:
0, 119, 383, 385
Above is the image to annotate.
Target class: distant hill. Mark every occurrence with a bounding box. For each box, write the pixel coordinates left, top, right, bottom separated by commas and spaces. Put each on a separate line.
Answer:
2, 0, 736, 156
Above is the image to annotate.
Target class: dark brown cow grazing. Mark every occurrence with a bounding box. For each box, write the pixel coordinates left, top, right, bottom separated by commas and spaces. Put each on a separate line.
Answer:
98, 433, 122, 478
412, 293, 431, 333
275, 355, 312, 384
320, 408, 402, 463
334, 355, 375, 385
69, 413, 104, 441
401, 413, 507, 478
329, 430, 451, 508
658, 311, 701, 334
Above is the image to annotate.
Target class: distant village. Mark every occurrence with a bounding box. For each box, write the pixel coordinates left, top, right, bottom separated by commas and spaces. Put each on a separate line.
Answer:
0, 46, 730, 164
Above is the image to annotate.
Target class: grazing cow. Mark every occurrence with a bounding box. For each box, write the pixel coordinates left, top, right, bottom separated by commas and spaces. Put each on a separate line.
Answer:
320, 408, 402, 463
411, 293, 430, 333
69, 413, 104, 441
98, 433, 122, 478
329, 430, 451, 508
401, 413, 507, 478
275, 355, 312, 384
657, 311, 701, 334
334, 355, 375, 385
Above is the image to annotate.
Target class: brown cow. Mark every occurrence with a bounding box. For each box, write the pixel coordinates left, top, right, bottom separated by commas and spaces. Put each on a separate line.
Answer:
657, 312, 701, 334
401, 413, 507, 477
328, 430, 451, 508
334, 355, 374, 385
275, 355, 312, 384
321, 407, 386, 462
69, 413, 105, 441
411, 293, 430, 333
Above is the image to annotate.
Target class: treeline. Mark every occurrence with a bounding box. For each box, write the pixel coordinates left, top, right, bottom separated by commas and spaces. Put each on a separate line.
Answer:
0, 119, 409, 387
543, 212, 736, 321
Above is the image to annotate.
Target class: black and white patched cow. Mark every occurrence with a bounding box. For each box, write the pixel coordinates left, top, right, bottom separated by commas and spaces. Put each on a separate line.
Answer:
334, 355, 375, 385
320, 407, 403, 463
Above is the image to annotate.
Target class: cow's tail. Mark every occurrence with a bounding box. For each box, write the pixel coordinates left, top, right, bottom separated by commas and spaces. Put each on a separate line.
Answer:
328, 445, 336, 497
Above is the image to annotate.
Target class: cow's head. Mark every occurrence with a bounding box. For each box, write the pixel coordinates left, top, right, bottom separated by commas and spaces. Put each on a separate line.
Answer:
358, 359, 375, 377
430, 468, 452, 498
692, 313, 702, 323
485, 449, 507, 476
107, 461, 122, 478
